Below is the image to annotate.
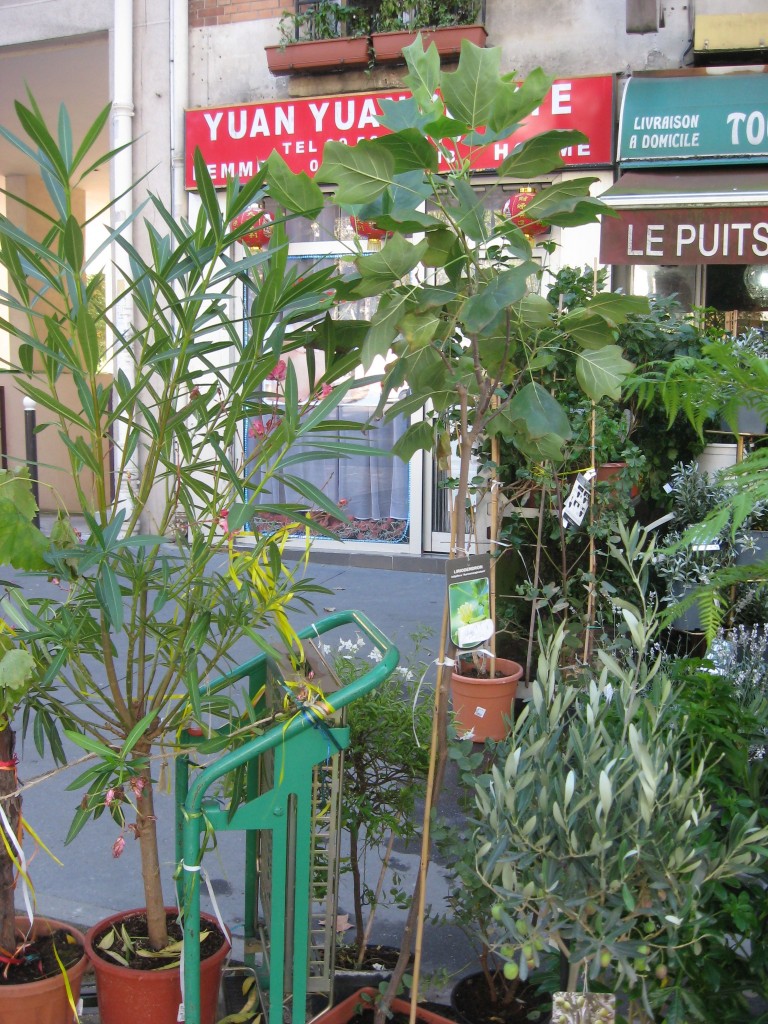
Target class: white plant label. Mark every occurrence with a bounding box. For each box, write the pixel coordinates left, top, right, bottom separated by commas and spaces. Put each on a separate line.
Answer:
473, 706, 487, 718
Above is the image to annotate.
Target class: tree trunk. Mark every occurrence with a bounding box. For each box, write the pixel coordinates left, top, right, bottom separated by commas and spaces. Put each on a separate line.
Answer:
0, 725, 21, 952
136, 773, 169, 950
348, 824, 365, 952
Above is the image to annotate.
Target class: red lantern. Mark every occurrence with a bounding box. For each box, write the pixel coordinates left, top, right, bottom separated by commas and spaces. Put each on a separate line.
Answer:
501, 187, 547, 239
230, 205, 273, 251
349, 216, 392, 250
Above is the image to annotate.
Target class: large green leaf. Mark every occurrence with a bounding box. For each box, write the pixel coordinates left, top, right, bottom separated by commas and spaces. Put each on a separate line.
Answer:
401, 37, 442, 107
0, 499, 49, 571
320, 139, 395, 205
504, 382, 571, 442
489, 68, 555, 134
499, 130, 588, 178
576, 345, 635, 401
392, 420, 436, 462
352, 235, 428, 298
375, 97, 435, 135
461, 265, 532, 333
366, 130, 438, 175
440, 43, 503, 130
522, 177, 601, 221
449, 179, 488, 243
0, 649, 36, 695
362, 292, 411, 369
560, 309, 621, 350
265, 152, 324, 218
585, 292, 650, 324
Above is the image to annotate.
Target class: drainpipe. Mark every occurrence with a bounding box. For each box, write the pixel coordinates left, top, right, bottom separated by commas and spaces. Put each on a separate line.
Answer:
170, 0, 188, 223
111, 0, 136, 529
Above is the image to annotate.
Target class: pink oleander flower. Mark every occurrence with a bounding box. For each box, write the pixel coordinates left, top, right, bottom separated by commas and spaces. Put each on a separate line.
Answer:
320, 383, 333, 397
112, 835, 126, 859
267, 359, 287, 382
249, 419, 265, 439
105, 788, 116, 806
129, 777, 145, 798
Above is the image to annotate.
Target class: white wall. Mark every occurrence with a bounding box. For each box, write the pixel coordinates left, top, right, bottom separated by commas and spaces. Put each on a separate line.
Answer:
189, 19, 285, 110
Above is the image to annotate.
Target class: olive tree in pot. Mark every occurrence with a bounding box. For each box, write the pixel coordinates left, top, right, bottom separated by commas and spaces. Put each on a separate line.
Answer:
472, 523, 768, 1023
313, 34, 647, 1021
0, 95, 371, 1018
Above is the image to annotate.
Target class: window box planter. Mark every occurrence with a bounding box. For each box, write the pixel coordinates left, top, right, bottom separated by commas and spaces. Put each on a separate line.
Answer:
266, 36, 371, 75
371, 24, 487, 65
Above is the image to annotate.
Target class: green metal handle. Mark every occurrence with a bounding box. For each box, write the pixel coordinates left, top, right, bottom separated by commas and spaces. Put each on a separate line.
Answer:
179, 610, 399, 1024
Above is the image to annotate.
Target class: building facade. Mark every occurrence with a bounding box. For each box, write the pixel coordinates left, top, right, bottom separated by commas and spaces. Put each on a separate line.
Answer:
1, 0, 766, 554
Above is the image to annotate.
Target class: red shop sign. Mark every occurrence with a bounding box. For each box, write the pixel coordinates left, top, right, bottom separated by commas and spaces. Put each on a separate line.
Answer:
600, 207, 768, 265
185, 76, 614, 190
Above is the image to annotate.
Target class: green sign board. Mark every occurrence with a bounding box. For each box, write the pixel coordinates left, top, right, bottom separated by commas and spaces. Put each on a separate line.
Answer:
619, 72, 768, 166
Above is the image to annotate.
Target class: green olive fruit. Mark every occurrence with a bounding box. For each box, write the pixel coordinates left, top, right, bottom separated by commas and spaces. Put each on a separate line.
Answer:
491, 904, 503, 922
503, 962, 519, 981
515, 919, 529, 936
599, 950, 612, 968
655, 964, 668, 981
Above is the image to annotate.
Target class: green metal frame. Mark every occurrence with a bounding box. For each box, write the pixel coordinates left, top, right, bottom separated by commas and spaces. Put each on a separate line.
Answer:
176, 610, 399, 1024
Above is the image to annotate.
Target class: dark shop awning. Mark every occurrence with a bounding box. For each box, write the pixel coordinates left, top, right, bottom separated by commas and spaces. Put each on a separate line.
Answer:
599, 168, 768, 264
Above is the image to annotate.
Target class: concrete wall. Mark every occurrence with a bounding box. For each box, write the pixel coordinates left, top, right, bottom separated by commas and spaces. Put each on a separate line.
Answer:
0, 0, 110, 44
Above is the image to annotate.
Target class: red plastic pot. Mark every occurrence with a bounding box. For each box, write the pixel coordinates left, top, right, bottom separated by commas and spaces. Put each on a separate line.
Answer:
84, 908, 230, 1024
0, 916, 88, 1024
313, 986, 458, 1024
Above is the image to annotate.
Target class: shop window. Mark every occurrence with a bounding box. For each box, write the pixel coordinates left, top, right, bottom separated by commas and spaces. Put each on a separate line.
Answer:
242, 204, 411, 546
631, 265, 697, 312
705, 264, 768, 333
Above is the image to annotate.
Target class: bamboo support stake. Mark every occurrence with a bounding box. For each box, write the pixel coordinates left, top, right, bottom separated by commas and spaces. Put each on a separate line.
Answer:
408, 498, 456, 1024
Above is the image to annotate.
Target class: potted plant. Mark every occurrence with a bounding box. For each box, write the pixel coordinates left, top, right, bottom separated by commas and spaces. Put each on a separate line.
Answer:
266, 0, 371, 75
314, 34, 646, 1022
434, 736, 556, 1024
0, 603, 89, 1023
653, 462, 742, 635
329, 631, 432, 997
0, 95, 371, 1022
471, 524, 768, 1022
371, 0, 487, 65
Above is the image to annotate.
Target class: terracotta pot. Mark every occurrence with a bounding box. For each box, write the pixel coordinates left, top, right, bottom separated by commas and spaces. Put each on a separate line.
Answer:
314, 985, 458, 1024
0, 916, 88, 1024
266, 37, 370, 75
595, 461, 639, 499
84, 908, 230, 1024
372, 24, 488, 64
450, 657, 523, 742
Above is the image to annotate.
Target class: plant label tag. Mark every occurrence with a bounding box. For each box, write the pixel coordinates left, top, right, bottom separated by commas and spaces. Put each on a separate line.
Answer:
177, 1003, 185, 1022
473, 706, 487, 718
457, 618, 494, 647
446, 556, 492, 648
552, 992, 615, 1023
562, 474, 591, 529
